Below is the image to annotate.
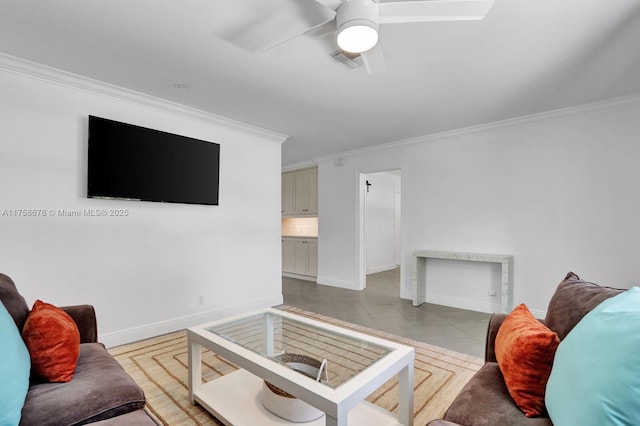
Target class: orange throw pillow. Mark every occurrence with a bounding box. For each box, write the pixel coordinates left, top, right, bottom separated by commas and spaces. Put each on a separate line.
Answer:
22, 300, 81, 382
495, 303, 560, 417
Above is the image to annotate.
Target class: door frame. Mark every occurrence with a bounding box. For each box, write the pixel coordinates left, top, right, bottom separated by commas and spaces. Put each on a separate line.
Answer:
355, 166, 405, 294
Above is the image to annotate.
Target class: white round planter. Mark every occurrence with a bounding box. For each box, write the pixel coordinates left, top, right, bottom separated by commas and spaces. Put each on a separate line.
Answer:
262, 381, 324, 422
261, 354, 325, 423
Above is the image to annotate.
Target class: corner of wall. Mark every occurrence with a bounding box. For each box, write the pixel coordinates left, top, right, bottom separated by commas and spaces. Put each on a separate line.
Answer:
315, 276, 358, 291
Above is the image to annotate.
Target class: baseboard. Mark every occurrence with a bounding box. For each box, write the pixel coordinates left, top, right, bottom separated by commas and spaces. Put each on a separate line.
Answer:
316, 276, 358, 290
424, 293, 546, 317
282, 272, 316, 282
366, 264, 397, 275
100, 295, 283, 348
426, 293, 502, 314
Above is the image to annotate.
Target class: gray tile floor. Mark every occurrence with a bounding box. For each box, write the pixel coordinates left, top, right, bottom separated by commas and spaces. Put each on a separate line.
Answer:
282, 268, 491, 358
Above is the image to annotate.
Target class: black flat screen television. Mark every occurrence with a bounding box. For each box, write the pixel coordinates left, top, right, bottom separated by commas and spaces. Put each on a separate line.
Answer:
87, 116, 220, 205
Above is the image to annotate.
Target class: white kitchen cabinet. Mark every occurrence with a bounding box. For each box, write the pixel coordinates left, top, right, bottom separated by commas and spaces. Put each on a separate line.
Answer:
281, 172, 295, 215
282, 168, 317, 216
307, 239, 318, 277
282, 237, 317, 279
282, 238, 295, 273
294, 240, 308, 275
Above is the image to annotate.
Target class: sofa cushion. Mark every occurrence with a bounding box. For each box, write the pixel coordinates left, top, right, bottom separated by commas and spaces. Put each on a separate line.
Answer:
85, 409, 158, 425
544, 272, 624, 340
0, 302, 31, 426
495, 304, 559, 417
443, 362, 553, 426
0, 273, 30, 330
21, 342, 146, 426
22, 300, 81, 382
545, 287, 640, 425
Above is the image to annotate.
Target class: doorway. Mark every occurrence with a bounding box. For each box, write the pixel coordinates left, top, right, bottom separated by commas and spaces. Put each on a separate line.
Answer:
361, 170, 402, 293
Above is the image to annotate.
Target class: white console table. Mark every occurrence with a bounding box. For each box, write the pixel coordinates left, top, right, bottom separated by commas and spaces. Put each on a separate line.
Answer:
412, 250, 514, 313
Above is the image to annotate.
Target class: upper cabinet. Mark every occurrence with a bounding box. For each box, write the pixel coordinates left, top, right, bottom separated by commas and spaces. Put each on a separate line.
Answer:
281, 172, 295, 215
282, 168, 318, 216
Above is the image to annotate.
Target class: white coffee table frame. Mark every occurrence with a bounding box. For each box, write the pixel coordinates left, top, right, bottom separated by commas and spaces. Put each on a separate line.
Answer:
188, 308, 415, 426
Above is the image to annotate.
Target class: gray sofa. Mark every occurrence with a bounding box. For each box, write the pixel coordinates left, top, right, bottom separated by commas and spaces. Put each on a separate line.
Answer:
0, 273, 157, 425
427, 272, 624, 426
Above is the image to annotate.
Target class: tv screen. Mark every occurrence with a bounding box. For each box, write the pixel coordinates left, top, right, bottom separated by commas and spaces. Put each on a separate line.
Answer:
87, 116, 220, 205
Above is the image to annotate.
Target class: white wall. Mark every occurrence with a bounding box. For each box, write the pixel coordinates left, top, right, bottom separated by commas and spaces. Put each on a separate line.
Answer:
365, 171, 400, 274
0, 57, 285, 346
317, 96, 640, 316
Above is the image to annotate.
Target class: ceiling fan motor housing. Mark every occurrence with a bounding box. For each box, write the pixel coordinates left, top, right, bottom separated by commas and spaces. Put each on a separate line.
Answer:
337, 0, 379, 30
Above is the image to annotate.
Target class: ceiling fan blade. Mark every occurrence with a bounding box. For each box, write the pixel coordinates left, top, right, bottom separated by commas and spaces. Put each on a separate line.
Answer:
313, 0, 344, 10
227, 1, 336, 53
264, 20, 337, 56
377, 0, 494, 24
361, 43, 386, 75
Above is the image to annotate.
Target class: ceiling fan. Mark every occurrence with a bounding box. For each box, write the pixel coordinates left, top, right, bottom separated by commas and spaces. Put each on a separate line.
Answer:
225, 0, 494, 74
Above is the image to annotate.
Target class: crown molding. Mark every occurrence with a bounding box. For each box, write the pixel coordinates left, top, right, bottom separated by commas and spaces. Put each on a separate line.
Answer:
282, 160, 317, 172
0, 52, 288, 144
312, 92, 640, 164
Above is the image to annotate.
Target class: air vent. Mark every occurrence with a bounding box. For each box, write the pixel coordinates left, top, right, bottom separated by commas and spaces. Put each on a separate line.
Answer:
330, 50, 364, 69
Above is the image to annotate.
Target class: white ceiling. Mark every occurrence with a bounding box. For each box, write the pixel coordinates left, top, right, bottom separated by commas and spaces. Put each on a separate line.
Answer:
1, 0, 639, 165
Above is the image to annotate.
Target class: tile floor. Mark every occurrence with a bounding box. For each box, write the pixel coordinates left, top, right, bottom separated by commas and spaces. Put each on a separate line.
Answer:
282, 268, 491, 358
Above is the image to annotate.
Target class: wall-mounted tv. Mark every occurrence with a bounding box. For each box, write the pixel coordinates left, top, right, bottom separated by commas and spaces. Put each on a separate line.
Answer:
87, 116, 220, 206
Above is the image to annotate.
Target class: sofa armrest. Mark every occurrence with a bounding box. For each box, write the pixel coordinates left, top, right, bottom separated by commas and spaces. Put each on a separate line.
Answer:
61, 304, 98, 343
485, 313, 507, 362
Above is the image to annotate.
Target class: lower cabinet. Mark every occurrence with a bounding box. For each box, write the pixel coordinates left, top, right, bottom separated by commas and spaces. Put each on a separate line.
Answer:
282, 239, 296, 273
282, 238, 317, 279
306, 239, 318, 277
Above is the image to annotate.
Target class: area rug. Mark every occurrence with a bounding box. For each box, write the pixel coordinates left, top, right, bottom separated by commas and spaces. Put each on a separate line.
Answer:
109, 306, 483, 425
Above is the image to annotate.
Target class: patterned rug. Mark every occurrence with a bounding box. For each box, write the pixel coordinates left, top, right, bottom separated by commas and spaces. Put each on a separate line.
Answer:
109, 306, 483, 425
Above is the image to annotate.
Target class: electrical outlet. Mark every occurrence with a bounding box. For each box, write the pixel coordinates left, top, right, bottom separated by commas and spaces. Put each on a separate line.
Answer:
488, 289, 497, 297
197, 294, 204, 305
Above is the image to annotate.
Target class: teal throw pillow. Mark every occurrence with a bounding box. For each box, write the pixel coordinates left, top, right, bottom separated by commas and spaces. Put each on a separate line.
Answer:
545, 286, 640, 425
0, 302, 31, 426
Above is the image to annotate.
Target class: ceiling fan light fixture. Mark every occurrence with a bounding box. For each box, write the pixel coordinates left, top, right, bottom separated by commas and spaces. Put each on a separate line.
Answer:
337, 19, 378, 53
336, 0, 380, 54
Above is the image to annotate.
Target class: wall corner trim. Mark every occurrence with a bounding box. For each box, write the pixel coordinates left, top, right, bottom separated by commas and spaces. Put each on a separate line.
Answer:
282, 160, 317, 172
0, 52, 289, 144
313, 93, 640, 164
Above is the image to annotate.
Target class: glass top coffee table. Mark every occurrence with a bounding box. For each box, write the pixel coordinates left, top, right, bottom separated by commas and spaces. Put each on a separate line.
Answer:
188, 308, 414, 426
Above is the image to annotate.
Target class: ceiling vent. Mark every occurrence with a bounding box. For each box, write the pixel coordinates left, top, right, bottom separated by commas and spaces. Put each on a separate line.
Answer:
330, 50, 364, 69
